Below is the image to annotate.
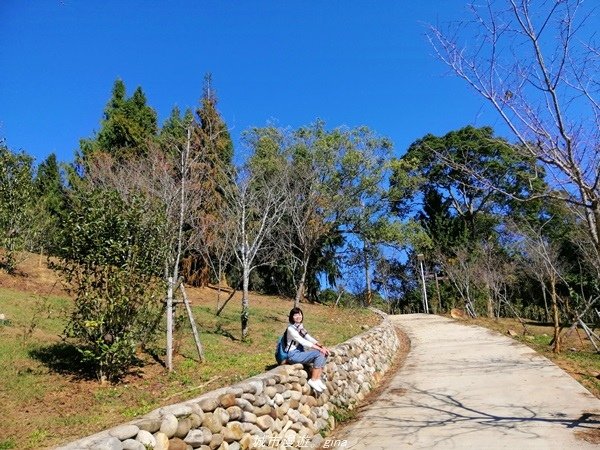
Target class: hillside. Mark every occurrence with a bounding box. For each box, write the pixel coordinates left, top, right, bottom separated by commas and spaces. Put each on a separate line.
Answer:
0, 252, 381, 449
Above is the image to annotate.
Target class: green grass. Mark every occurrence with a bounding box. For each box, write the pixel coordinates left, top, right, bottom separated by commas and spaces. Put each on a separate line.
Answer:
0, 285, 379, 448
0, 289, 70, 396
564, 351, 600, 394
524, 334, 553, 346
121, 395, 158, 419
0, 439, 16, 450
26, 430, 48, 449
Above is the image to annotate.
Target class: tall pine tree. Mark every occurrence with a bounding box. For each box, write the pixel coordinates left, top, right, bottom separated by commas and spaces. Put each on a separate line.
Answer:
181, 74, 234, 286
34, 153, 65, 254
79, 79, 158, 164
195, 73, 233, 166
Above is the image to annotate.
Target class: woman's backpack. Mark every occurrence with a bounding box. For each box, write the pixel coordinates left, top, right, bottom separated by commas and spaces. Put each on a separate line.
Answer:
274, 329, 289, 365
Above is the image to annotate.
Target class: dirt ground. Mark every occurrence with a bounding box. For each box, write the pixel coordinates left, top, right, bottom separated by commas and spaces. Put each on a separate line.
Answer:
0, 252, 67, 296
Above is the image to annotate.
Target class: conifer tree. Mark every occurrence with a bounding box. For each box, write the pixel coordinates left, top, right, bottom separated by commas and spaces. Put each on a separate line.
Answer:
181, 74, 234, 286
160, 107, 193, 145
79, 79, 158, 164
35, 153, 64, 213
34, 153, 65, 254
195, 73, 233, 166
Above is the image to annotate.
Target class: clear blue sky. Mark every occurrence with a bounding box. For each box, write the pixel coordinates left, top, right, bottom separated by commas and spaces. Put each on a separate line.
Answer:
1, 1, 503, 165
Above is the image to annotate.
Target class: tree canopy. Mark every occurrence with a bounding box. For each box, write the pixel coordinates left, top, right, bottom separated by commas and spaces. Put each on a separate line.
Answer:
3, 69, 599, 361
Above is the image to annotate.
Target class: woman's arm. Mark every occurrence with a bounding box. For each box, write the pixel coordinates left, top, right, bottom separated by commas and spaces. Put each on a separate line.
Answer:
313, 341, 330, 356
288, 325, 316, 349
303, 330, 330, 356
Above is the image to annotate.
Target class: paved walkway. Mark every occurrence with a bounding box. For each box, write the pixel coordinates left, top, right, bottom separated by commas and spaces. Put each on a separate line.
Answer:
332, 314, 600, 449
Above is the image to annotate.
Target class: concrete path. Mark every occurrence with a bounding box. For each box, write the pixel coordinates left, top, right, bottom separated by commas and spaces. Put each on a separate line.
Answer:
332, 314, 600, 449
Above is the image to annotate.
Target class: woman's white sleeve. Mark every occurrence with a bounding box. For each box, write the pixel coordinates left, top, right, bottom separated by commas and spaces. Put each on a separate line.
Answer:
288, 326, 315, 349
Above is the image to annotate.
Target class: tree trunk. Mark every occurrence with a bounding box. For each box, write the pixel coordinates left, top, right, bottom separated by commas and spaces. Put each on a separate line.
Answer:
592, 200, 600, 261
166, 276, 174, 372
485, 283, 494, 318
294, 259, 309, 308
216, 263, 224, 312
580, 191, 600, 262
241, 266, 250, 340
434, 272, 441, 314
164, 127, 191, 372
550, 277, 561, 353
540, 281, 549, 323
364, 246, 372, 306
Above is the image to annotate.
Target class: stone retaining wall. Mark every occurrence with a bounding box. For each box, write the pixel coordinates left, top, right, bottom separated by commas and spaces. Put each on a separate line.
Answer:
57, 316, 399, 450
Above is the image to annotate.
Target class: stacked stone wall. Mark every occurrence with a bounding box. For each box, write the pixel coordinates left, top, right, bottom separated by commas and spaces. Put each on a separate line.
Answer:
57, 316, 399, 450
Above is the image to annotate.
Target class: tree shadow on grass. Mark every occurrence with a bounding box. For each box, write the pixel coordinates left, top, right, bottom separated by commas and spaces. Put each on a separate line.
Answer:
206, 323, 238, 341
143, 346, 167, 368
28, 342, 96, 380
29, 342, 154, 382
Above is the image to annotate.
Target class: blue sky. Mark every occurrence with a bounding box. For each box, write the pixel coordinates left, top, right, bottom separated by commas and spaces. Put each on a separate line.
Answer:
1, 1, 503, 165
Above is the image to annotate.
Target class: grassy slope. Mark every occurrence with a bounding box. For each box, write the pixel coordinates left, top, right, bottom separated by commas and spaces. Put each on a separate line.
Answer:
2, 253, 598, 448
0, 254, 380, 449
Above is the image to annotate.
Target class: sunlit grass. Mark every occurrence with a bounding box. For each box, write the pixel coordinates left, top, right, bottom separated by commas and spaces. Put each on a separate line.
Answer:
0, 285, 380, 448
0, 439, 16, 450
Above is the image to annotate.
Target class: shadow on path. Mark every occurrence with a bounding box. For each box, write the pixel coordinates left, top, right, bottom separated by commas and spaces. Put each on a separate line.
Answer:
335, 378, 600, 447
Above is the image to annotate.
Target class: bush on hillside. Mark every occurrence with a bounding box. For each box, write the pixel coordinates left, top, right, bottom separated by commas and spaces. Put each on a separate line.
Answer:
53, 188, 168, 382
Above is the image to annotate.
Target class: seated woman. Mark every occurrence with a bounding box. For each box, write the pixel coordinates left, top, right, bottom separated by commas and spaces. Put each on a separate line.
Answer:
286, 307, 330, 392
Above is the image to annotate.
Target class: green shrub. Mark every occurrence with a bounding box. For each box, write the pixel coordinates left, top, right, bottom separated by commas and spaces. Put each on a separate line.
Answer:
0, 439, 16, 450
0, 144, 36, 274
53, 188, 167, 382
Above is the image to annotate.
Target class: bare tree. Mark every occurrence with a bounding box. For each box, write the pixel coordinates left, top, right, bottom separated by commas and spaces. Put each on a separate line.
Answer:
474, 241, 516, 319
87, 131, 209, 277
222, 163, 289, 340
87, 127, 210, 369
200, 209, 236, 313
563, 221, 600, 335
437, 247, 479, 317
509, 219, 569, 352
571, 213, 600, 280
428, 0, 600, 265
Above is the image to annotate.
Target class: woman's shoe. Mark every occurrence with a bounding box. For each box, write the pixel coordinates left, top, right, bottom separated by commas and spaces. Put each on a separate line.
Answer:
316, 379, 327, 391
308, 379, 324, 392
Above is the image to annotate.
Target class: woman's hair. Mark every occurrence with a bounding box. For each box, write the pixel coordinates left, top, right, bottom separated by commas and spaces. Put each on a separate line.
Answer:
288, 307, 304, 324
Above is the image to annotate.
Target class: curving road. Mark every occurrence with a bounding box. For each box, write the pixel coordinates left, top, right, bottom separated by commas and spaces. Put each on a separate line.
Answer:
332, 314, 600, 449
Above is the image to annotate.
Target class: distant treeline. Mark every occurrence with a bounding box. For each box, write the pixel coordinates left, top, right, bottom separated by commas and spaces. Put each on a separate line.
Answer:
1, 76, 599, 353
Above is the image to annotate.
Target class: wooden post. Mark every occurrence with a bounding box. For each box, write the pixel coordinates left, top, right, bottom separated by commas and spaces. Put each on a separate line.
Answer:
166, 276, 174, 372
181, 283, 205, 362
434, 272, 441, 314
417, 255, 429, 314
579, 319, 600, 353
